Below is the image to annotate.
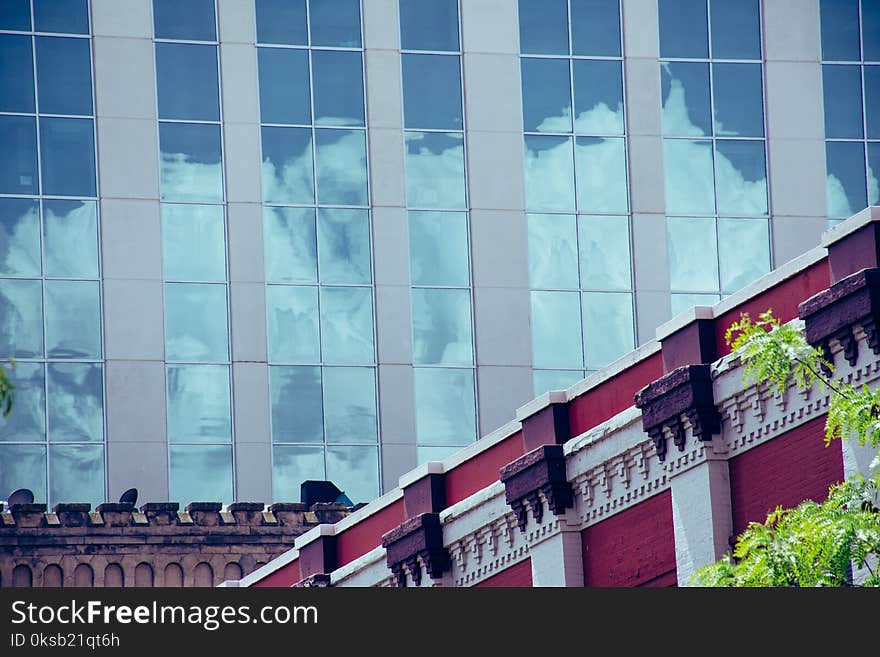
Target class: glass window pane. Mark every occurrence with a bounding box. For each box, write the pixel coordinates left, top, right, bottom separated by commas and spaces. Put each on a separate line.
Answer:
258, 47, 310, 125
400, 0, 459, 51
713, 63, 764, 138
671, 292, 720, 316
710, 0, 761, 59
405, 131, 466, 208
663, 139, 716, 215
156, 43, 219, 121
267, 285, 319, 362
323, 367, 377, 443
412, 288, 473, 366
530, 290, 583, 368
524, 135, 575, 212
0, 116, 38, 195
36, 37, 92, 116
571, 0, 621, 56
715, 140, 768, 215
582, 292, 634, 369
264, 207, 317, 284
320, 286, 374, 364
521, 58, 572, 133
667, 216, 719, 292
661, 62, 711, 137
309, 0, 361, 47
865, 0, 880, 61
0, 362, 45, 442
0, 35, 34, 113
820, 0, 861, 61
34, 0, 88, 34
866, 66, 880, 139
318, 208, 371, 285
45, 280, 100, 359
47, 363, 103, 443
153, 0, 216, 41
527, 213, 578, 289
869, 142, 880, 206
169, 445, 233, 506
823, 65, 865, 139
402, 54, 462, 130
409, 211, 470, 286
826, 140, 868, 218
270, 366, 322, 442
413, 367, 476, 445
533, 369, 584, 396
272, 445, 324, 501
43, 200, 98, 278
658, 0, 708, 58
0, 198, 40, 277
260, 126, 314, 205
49, 444, 102, 506
166, 364, 231, 442
717, 217, 770, 294
160, 122, 223, 203
573, 60, 624, 135
0, 279, 42, 358
255, 0, 307, 45
417, 444, 462, 463
161, 204, 226, 282
518, 0, 569, 55
576, 137, 629, 213
326, 445, 379, 504
312, 50, 364, 127
39, 117, 95, 197
164, 283, 229, 361
0, 0, 31, 31
315, 128, 368, 205
579, 215, 631, 290
0, 444, 46, 504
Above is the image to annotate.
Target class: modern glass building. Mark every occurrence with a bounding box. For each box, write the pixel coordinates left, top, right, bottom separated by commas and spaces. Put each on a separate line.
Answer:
0, 0, 873, 507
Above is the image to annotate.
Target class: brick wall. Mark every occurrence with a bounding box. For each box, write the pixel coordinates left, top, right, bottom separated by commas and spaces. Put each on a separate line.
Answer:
473, 559, 532, 587
729, 415, 844, 535
581, 491, 677, 587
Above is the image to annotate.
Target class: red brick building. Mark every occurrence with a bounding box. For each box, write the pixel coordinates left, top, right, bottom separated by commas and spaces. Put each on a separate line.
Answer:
230, 207, 880, 587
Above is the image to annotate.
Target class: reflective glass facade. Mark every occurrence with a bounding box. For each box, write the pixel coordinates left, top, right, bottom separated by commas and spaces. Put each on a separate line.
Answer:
658, 0, 771, 314
820, 0, 880, 219
519, 0, 635, 394
0, 1, 873, 508
0, 0, 103, 507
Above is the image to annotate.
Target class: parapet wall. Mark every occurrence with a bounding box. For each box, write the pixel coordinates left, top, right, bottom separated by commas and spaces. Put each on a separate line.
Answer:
0, 501, 353, 587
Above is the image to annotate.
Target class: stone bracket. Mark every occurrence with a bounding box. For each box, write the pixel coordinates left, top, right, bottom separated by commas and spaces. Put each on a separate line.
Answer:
499, 444, 574, 532
799, 268, 880, 369
382, 513, 449, 587
634, 364, 721, 461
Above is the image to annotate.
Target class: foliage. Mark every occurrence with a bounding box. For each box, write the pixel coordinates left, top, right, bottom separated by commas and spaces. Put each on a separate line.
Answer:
0, 359, 14, 418
692, 310, 880, 587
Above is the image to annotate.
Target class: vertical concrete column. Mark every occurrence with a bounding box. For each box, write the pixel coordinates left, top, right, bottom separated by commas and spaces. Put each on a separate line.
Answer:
621, 0, 670, 343
363, 0, 418, 490
763, 0, 828, 265
529, 512, 584, 587
670, 451, 733, 585
92, 0, 168, 501
217, 1, 272, 502
461, 0, 533, 434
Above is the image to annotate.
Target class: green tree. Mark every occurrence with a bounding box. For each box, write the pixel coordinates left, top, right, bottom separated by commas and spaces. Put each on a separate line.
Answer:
0, 360, 13, 418
691, 311, 880, 587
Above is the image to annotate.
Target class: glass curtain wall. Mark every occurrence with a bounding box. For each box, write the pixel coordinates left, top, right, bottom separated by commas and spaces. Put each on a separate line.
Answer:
658, 0, 771, 314
400, 0, 478, 462
153, 0, 234, 505
255, 0, 380, 504
820, 0, 880, 220
518, 0, 635, 395
0, 0, 104, 506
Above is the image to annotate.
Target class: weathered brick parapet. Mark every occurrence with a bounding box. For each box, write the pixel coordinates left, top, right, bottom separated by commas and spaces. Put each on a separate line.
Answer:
0, 501, 353, 588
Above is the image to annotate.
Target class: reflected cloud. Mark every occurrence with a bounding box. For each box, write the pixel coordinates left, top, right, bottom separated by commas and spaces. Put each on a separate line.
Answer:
405, 132, 466, 209
0, 199, 39, 277
413, 367, 476, 446
160, 152, 223, 203
47, 363, 102, 442
315, 129, 368, 206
